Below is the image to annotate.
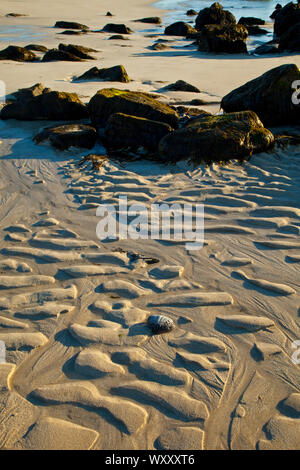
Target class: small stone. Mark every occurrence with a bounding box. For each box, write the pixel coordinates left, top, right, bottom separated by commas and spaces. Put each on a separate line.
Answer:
147, 315, 175, 334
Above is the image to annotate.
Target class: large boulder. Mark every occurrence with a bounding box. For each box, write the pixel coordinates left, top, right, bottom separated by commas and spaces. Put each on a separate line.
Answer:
221, 63, 300, 126
278, 23, 300, 51
274, 2, 300, 37
0, 45, 37, 62
34, 124, 97, 150
102, 24, 132, 34
54, 21, 89, 30
164, 22, 197, 36
197, 24, 248, 53
75, 65, 130, 83
104, 113, 173, 151
159, 111, 274, 164
195, 2, 236, 31
88, 88, 179, 128
1, 86, 88, 121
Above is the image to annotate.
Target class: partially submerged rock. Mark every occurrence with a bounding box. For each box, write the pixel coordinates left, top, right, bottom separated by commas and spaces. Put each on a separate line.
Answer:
103, 23, 133, 34
164, 21, 196, 36
195, 2, 236, 30
159, 111, 274, 164
54, 21, 89, 30
0, 45, 37, 62
253, 43, 279, 55
197, 24, 248, 53
88, 88, 179, 128
104, 113, 173, 151
76, 65, 129, 82
34, 124, 97, 150
221, 64, 300, 126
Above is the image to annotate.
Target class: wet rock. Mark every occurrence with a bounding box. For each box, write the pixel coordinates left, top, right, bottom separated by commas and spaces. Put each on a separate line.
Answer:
1, 87, 88, 121
54, 21, 89, 30
238, 17, 265, 26
197, 24, 248, 53
0, 45, 37, 62
253, 43, 279, 55
279, 23, 300, 51
195, 2, 236, 31
34, 124, 97, 150
245, 25, 269, 36
221, 63, 300, 126
103, 23, 133, 34
165, 21, 197, 36
88, 88, 179, 128
147, 315, 175, 334
104, 113, 173, 151
58, 43, 97, 59
76, 65, 129, 83
42, 48, 85, 62
274, 1, 300, 37
166, 80, 200, 93
270, 4, 282, 20
25, 44, 48, 52
134, 17, 162, 24
159, 111, 274, 164
186, 9, 197, 16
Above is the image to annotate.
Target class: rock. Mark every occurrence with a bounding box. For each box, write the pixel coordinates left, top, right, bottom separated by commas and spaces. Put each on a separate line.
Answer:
279, 23, 300, 51
11, 83, 51, 102
88, 88, 179, 128
245, 25, 269, 36
165, 21, 197, 36
166, 80, 200, 93
104, 113, 173, 151
134, 17, 162, 24
25, 44, 48, 52
221, 64, 300, 126
274, 1, 300, 37
42, 48, 85, 62
253, 43, 279, 55
195, 2, 236, 31
103, 23, 132, 34
60, 30, 87, 35
106, 12, 113, 16
58, 43, 97, 59
159, 111, 274, 163
238, 17, 265, 26
150, 43, 170, 51
6, 13, 27, 17
1, 88, 88, 121
197, 24, 248, 53
270, 4, 282, 20
33, 124, 97, 150
76, 65, 129, 82
0, 45, 37, 62
108, 35, 127, 40
186, 9, 197, 16
147, 315, 175, 334
54, 21, 89, 30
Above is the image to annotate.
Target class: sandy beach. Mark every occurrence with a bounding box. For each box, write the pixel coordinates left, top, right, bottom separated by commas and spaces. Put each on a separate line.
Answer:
0, 0, 300, 451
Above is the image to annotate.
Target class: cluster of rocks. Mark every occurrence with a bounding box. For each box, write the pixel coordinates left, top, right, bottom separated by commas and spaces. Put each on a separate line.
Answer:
2, 62, 298, 163
0, 43, 98, 62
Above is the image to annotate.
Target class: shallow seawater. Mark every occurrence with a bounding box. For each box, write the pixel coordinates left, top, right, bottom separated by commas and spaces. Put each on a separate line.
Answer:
0, 25, 48, 43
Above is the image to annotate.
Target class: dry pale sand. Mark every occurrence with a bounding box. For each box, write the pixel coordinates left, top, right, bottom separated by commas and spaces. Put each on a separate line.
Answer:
0, 0, 300, 451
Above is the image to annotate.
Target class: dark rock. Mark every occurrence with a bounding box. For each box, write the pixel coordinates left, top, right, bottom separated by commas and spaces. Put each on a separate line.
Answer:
58, 43, 97, 59
279, 22, 300, 51
6, 13, 27, 17
103, 23, 133, 34
253, 43, 279, 54
42, 48, 85, 61
60, 30, 87, 35
0, 45, 37, 62
88, 88, 179, 128
134, 17, 162, 24
221, 63, 300, 126
197, 24, 248, 53
166, 80, 200, 93
108, 35, 128, 40
76, 65, 130, 83
104, 113, 173, 151
25, 44, 48, 52
245, 25, 269, 36
274, 1, 300, 37
175, 106, 210, 117
159, 111, 274, 164
106, 12, 113, 16
195, 2, 236, 31
186, 9, 198, 16
238, 17, 265, 26
150, 43, 170, 50
270, 4, 282, 20
54, 21, 89, 30
164, 21, 197, 36
34, 124, 97, 150
147, 315, 175, 334
1, 87, 88, 121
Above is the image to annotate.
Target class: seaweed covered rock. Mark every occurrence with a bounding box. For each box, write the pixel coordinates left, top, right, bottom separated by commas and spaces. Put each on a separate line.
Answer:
104, 113, 173, 151
164, 21, 197, 36
54, 21, 89, 30
221, 64, 300, 126
58, 43, 97, 59
274, 1, 300, 37
88, 88, 179, 128
1, 87, 88, 121
195, 2, 236, 31
42, 48, 85, 62
76, 65, 129, 83
10, 83, 51, 102
158, 111, 274, 164
103, 23, 132, 34
34, 124, 97, 150
278, 23, 300, 51
197, 24, 248, 53
0, 45, 38, 62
